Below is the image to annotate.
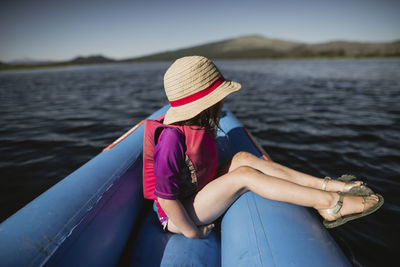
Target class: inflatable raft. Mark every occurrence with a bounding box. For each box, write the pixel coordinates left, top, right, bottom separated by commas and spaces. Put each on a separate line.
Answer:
0, 105, 350, 267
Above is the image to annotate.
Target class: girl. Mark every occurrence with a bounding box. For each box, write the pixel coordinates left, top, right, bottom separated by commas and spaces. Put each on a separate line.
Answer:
143, 55, 383, 239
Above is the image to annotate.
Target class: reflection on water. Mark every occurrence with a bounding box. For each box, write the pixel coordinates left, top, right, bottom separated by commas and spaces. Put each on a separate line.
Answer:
1, 58, 399, 267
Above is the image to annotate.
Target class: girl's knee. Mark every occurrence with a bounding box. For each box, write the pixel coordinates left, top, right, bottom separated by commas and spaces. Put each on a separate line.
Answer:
232, 165, 260, 192
233, 151, 253, 163
235, 165, 262, 178
230, 151, 254, 171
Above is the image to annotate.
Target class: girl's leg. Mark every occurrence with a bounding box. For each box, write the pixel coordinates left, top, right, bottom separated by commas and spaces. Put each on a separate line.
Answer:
225, 152, 362, 192
166, 166, 377, 232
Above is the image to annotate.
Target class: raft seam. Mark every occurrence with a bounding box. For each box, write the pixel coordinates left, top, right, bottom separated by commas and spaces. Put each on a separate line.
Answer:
246, 194, 264, 267
253, 195, 277, 267
50, 167, 134, 266
31, 148, 141, 267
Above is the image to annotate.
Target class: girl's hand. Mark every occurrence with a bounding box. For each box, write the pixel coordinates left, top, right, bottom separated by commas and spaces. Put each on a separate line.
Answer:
196, 224, 215, 238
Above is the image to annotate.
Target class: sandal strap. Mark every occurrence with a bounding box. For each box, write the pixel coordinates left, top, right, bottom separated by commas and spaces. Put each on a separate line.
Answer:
320, 192, 344, 215
321, 177, 332, 191
338, 174, 372, 196
337, 174, 356, 183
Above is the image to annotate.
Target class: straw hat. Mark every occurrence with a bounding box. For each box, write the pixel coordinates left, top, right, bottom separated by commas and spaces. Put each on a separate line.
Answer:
163, 56, 241, 124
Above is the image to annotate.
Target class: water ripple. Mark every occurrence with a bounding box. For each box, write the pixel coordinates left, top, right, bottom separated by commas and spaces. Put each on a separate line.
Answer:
1, 59, 399, 267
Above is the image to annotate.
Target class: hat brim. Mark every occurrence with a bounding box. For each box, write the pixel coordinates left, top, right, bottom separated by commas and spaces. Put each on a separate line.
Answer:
163, 80, 241, 125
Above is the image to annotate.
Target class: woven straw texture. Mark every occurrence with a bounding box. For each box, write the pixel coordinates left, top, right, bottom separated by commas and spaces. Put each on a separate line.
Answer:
163, 56, 241, 124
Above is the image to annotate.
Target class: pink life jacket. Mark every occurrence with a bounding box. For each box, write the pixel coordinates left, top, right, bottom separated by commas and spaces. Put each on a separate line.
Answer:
142, 115, 218, 200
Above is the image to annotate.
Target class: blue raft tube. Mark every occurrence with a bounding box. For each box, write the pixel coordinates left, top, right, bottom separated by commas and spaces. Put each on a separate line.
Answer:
0, 105, 351, 267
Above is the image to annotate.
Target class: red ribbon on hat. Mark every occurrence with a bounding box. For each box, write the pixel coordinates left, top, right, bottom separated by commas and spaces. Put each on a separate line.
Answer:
169, 76, 225, 107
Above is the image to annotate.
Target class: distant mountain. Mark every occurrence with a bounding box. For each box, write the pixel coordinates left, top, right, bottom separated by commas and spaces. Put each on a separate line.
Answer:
0, 55, 116, 71
126, 35, 400, 61
301, 40, 400, 57
5, 55, 115, 65
8, 58, 57, 65
1, 35, 399, 71
68, 55, 115, 64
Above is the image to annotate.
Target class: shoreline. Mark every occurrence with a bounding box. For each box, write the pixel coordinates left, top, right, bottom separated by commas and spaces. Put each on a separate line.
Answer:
1, 55, 400, 72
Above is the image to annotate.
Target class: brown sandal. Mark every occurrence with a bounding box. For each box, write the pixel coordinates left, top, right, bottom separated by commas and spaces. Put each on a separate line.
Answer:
322, 175, 373, 196
320, 192, 384, 228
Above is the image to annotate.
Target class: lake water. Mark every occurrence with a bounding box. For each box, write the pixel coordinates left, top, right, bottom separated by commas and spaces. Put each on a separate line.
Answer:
1, 58, 399, 266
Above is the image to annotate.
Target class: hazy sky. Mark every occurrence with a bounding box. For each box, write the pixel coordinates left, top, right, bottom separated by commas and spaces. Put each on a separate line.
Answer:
1, 0, 399, 62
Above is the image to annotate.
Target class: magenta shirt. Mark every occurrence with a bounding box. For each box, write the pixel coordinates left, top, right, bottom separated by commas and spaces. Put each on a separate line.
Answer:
153, 127, 197, 200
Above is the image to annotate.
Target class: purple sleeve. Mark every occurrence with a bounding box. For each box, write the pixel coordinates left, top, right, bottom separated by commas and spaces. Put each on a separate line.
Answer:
154, 127, 186, 200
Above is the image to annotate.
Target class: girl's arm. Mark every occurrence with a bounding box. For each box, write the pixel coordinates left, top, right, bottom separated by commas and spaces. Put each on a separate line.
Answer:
158, 198, 213, 239
154, 128, 214, 238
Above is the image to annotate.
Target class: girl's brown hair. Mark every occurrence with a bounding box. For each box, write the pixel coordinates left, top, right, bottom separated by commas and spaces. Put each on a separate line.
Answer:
174, 101, 224, 134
